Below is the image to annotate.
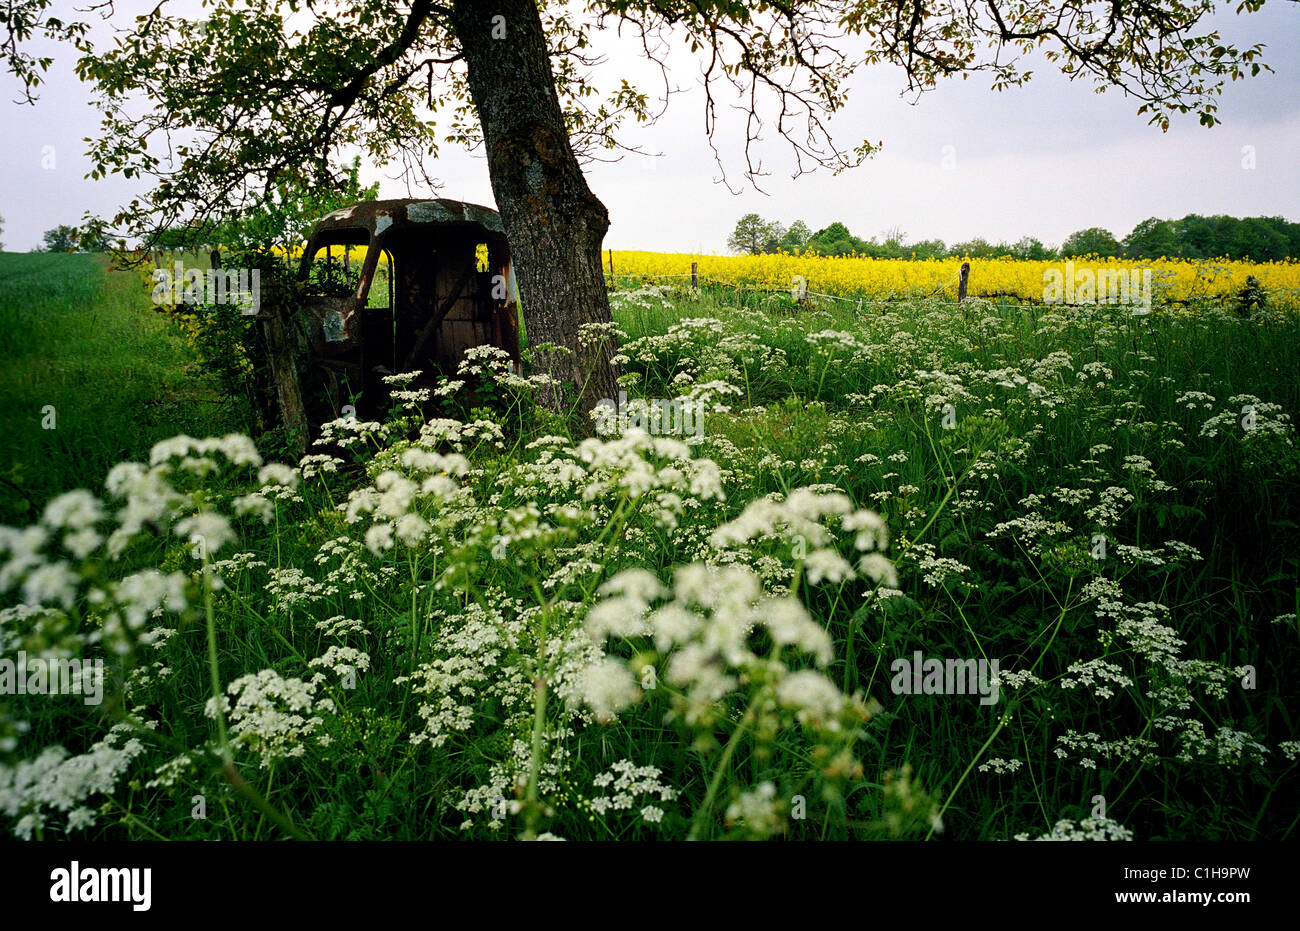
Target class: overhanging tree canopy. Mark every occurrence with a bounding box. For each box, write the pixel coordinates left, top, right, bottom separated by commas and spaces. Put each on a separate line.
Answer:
3, 0, 1276, 417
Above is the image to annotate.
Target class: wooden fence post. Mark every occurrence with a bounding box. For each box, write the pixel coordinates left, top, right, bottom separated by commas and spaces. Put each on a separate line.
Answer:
958, 261, 970, 319
608, 248, 614, 281
691, 262, 698, 289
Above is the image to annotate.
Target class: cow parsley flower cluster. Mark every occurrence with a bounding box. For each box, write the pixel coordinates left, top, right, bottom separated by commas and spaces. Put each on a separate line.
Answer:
205, 669, 335, 767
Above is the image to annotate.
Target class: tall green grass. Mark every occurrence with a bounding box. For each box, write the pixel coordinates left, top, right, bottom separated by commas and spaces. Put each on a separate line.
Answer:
612, 285, 1300, 839
0, 252, 238, 520
1, 268, 1297, 841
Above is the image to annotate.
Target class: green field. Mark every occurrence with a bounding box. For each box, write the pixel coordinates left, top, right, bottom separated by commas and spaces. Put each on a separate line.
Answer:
0, 253, 237, 519
1, 259, 1298, 841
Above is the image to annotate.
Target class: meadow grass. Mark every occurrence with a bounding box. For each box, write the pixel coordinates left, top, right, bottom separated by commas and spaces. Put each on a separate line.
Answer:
1, 267, 1297, 841
0, 252, 239, 521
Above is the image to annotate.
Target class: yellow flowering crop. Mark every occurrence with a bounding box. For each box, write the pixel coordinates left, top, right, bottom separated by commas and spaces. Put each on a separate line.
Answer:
164, 245, 1300, 312
607, 251, 1300, 312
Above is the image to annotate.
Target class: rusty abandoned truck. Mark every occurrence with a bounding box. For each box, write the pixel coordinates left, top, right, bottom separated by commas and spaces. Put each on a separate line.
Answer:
261, 198, 522, 449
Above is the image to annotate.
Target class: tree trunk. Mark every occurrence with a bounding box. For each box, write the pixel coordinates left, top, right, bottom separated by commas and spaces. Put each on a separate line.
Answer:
449, 0, 620, 426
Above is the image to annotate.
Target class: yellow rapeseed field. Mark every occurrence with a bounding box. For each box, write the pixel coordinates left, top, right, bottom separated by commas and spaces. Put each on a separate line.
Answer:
607, 250, 1300, 311
234, 244, 1300, 312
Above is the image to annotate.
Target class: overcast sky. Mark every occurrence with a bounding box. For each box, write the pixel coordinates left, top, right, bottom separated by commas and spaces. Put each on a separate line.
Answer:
1, 2, 1297, 254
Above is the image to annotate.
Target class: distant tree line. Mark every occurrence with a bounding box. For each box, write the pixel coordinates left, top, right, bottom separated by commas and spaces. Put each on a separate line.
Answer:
36, 224, 112, 253
728, 213, 1300, 261
1120, 215, 1300, 261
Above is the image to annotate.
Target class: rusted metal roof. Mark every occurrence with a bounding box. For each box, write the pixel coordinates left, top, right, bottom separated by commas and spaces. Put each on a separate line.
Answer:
311, 198, 506, 238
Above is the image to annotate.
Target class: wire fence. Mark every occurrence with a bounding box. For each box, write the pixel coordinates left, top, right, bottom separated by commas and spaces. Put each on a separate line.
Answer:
602, 263, 1214, 315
